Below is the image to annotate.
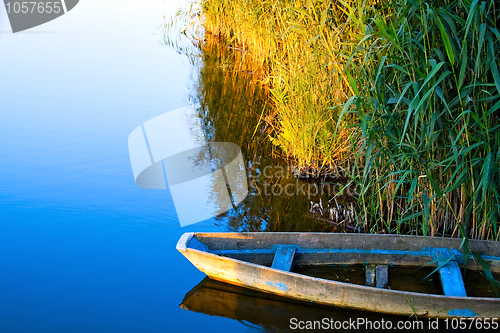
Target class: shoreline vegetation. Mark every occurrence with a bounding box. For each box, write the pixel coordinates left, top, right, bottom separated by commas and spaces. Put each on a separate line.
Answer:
169, 0, 500, 241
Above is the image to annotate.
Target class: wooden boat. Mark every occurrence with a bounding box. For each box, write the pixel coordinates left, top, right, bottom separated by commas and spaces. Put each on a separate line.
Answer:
177, 232, 500, 318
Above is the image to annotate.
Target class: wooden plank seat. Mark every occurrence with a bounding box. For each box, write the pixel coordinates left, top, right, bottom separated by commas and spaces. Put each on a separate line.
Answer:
439, 260, 467, 297
271, 246, 296, 272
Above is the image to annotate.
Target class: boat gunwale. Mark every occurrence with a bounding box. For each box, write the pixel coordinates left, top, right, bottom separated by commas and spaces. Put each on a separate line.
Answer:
191, 232, 500, 249
180, 232, 500, 269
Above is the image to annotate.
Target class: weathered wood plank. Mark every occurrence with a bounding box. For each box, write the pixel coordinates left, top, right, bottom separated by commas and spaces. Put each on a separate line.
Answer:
439, 260, 467, 297
376, 265, 389, 289
271, 247, 296, 271
365, 264, 376, 287
212, 248, 500, 271
195, 232, 500, 262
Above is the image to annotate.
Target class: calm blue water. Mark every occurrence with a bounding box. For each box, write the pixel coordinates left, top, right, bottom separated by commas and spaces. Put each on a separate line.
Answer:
0, 1, 246, 332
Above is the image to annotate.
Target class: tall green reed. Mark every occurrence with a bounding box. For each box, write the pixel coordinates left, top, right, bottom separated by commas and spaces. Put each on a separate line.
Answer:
344, 0, 500, 239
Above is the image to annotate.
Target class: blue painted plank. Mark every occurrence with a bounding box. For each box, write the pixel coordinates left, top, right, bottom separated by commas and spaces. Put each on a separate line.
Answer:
271, 246, 296, 271
439, 260, 467, 297
212, 247, 468, 258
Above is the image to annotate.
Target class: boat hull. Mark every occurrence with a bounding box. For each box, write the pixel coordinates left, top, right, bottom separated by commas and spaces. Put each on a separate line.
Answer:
177, 232, 500, 318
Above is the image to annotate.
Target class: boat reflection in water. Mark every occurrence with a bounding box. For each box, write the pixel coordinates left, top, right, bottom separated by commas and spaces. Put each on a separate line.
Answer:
180, 278, 441, 333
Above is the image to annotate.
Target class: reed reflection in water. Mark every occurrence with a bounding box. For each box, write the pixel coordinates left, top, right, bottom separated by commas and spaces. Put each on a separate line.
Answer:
189, 35, 355, 233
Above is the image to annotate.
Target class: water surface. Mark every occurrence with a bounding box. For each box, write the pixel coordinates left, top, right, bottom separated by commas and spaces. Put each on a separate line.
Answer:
0, 1, 240, 332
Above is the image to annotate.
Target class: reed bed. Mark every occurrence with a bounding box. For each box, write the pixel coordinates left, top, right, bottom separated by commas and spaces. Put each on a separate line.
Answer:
344, 0, 500, 240
172, 0, 500, 240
